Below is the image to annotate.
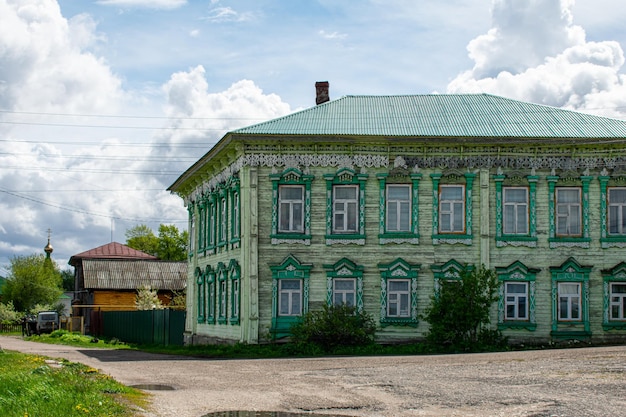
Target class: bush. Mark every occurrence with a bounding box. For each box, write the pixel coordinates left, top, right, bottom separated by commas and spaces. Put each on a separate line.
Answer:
421, 265, 507, 352
290, 304, 377, 353
0, 302, 20, 324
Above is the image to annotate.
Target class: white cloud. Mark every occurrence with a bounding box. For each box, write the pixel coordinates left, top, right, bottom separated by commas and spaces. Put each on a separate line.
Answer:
319, 30, 347, 40
96, 0, 186, 10
447, 0, 626, 118
203, 6, 254, 23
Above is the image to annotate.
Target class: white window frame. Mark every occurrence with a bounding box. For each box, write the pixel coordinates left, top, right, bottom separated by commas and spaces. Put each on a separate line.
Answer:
439, 185, 465, 233
504, 281, 529, 320
556, 187, 581, 237
608, 187, 626, 236
386, 279, 411, 318
610, 282, 626, 320
278, 184, 305, 233
278, 279, 302, 316
232, 191, 240, 239
503, 187, 529, 235
386, 184, 411, 232
333, 184, 359, 233
558, 282, 581, 321
219, 279, 227, 318
332, 278, 356, 307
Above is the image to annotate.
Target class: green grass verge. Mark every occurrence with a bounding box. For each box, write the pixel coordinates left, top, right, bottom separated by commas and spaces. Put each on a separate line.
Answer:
24, 330, 132, 349
0, 349, 146, 417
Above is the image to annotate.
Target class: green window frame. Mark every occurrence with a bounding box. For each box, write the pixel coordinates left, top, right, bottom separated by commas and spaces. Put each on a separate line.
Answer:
206, 265, 216, 324
324, 258, 364, 312
207, 194, 217, 254
217, 187, 228, 248
195, 267, 205, 323
496, 261, 539, 330
229, 178, 241, 247
197, 198, 206, 255
431, 171, 475, 245
229, 259, 241, 325
547, 172, 592, 248
494, 170, 538, 247
217, 262, 228, 324
601, 262, 626, 330
379, 258, 420, 327
324, 168, 368, 245
430, 259, 472, 295
269, 255, 312, 339
377, 172, 421, 244
550, 257, 591, 339
188, 203, 195, 257
270, 168, 314, 245
599, 171, 626, 248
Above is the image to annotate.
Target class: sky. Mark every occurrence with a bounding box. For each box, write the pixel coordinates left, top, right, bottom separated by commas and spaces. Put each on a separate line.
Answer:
2, 0, 626, 274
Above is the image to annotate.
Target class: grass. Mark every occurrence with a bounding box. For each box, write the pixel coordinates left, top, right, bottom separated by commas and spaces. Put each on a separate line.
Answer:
0, 349, 146, 417
24, 330, 132, 350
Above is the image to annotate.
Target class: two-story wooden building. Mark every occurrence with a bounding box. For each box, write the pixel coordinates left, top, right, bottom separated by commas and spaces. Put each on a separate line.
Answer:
169, 86, 626, 345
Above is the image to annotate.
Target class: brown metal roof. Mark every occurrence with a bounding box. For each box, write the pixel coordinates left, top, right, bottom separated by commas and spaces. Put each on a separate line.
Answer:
82, 259, 187, 290
69, 242, 157, 266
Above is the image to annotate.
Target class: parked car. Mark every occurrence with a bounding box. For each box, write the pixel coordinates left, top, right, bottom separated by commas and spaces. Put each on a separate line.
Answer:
36, 311, 59, 334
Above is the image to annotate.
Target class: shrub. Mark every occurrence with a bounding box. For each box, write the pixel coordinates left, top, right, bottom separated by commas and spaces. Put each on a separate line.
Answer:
290, 304, 377, 353
421, 265, 507, 352
0, 302, 20, 324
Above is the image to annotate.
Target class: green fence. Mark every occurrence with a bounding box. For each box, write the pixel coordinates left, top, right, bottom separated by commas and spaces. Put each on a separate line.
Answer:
101, 309, 185, 346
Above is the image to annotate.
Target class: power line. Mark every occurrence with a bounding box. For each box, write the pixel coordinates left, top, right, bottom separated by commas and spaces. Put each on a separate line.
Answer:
0, 109, 266, 121
0, 187, 186, 224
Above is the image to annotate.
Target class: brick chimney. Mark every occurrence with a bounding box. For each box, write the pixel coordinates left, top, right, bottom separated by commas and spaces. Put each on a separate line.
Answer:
315, 81, 329, 105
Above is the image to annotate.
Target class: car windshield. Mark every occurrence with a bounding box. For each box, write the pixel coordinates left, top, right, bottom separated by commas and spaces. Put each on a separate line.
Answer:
40, 314, 57, 321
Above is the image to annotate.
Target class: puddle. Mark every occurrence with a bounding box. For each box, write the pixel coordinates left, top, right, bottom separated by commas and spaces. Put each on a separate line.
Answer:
203, 413, 354, 417
130, 384, 176, 391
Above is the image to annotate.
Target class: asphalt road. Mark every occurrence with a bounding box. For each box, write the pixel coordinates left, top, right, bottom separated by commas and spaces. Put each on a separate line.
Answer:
2, 336, 625, 417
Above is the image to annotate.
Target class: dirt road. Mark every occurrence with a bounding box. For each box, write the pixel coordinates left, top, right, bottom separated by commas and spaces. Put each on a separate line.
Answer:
1, 336, 625, 417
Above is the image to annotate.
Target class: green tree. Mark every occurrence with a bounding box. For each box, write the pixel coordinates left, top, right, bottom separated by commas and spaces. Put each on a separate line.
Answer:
125, 224, 188, 261
125, 224, 159, 256
135, 285, 164, 310
421, 265, 506, 352
156, 224, 188, 261
61, 268, 74, 291
3, 254, 63, 312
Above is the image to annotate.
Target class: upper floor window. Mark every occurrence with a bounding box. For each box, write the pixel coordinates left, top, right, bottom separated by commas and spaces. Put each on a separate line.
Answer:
547, 171, 591, 248
439, 185, 464, 233
608, 187, 626, 235
387, 185, 411, 232
377, 168, 421, 245
270, 168, 314, 245
278, 185, 304, 233
503, 187, 529, 235
333, 185, 359, 233
556, 187, 581, 237
431, 171, 475, 245
324, 167, 368, 245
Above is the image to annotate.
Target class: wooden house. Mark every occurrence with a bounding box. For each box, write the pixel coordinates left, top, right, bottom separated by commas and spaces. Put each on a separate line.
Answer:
69, 242, 186, 333
168, 84, 626, 345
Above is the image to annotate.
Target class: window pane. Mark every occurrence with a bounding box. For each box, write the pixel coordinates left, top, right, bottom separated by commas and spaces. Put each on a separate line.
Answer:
388, 185, 410, 199
506, 283, 526, 293
612, 284, 626, 294
441, 186, 463, 200
389, 280, 409, 291
335, 280, 355, 290
335, 186, 357, 199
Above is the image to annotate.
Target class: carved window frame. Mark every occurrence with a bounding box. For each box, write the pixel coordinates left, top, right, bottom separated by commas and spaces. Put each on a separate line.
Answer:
379, 258, 420, 327
547, 171, 592, 249
601, 262, 626, 330
324, 258, 364, 313
269, 255, 312, 339
195, 267, 205, 323
206, 265, 216, 324
217, 262, 228, 324
229, 177, 240, 248
599, 170, 626, 248
270, 168, 314, 245
496, 261, 539, 331
377, 172, 421, 245
324, 168, 368, 245
229, 259, 241, 325
550, 257, 591, 339
431, 171, 475, 245
494, 170, 538, 248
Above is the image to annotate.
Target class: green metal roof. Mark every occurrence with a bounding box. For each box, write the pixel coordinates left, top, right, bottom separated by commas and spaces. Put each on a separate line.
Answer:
233, 94, 626, 138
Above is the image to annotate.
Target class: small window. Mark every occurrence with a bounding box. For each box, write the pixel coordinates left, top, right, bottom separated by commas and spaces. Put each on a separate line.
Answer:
279, 279, 302, 316
333, 185, 359, 233
439, 185, 464, 233
608, 188, 626, 236
558, 282, 581, 321
332, 278, 356, 307
610, 283, 626, 320
503, 187, 529, 235
278, 185, 304, 233
556, 188, 581, 236
386, 185, 411, 232
505, 282, 528, 320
